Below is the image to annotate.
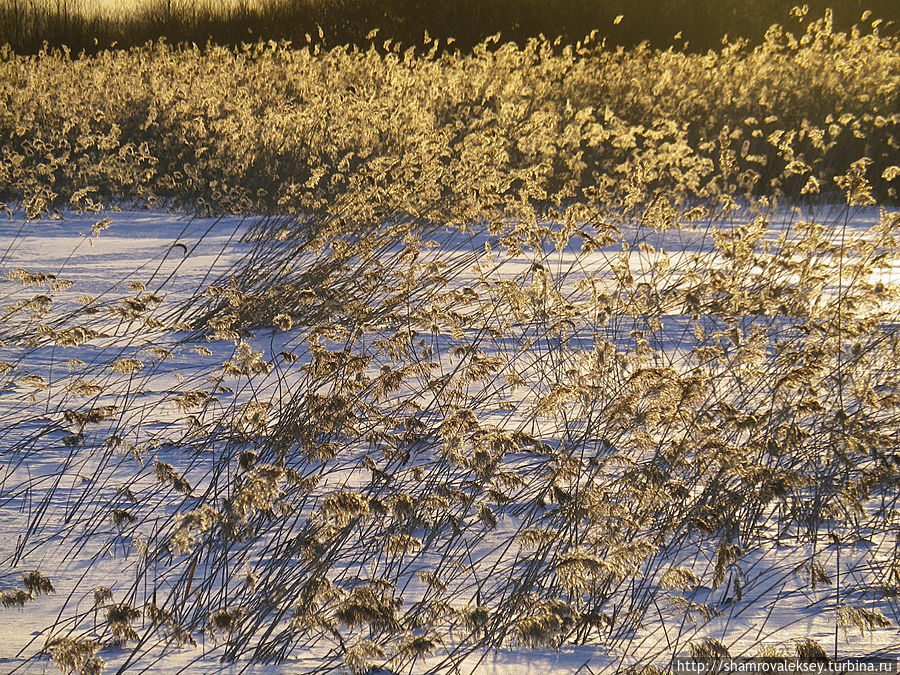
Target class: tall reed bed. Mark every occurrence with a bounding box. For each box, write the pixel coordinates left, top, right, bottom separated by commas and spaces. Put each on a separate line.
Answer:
0, 10, 898, 221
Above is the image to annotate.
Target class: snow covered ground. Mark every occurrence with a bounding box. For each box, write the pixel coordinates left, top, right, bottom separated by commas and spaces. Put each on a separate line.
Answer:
1, 205, 899, 674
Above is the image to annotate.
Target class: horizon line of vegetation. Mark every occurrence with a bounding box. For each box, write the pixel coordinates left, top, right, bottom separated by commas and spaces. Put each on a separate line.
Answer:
0, 0, 898, 56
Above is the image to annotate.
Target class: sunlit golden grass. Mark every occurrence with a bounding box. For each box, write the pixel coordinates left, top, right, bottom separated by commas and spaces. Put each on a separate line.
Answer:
0, 9, 897, 223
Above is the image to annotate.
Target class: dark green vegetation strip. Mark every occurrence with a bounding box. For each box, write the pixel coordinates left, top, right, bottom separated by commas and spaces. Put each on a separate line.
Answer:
0, 0, 898, 58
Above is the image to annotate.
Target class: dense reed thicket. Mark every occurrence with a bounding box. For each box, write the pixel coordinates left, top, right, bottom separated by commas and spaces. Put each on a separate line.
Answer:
1, 10, 900, 675
2, 0, 895, 56
1, 9, 898, 223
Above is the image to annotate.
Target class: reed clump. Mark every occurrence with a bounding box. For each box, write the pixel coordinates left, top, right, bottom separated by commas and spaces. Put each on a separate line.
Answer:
0, 10, 897, 224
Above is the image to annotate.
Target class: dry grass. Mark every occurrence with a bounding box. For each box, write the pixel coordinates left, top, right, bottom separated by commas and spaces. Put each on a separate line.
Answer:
0, 11, 897, 222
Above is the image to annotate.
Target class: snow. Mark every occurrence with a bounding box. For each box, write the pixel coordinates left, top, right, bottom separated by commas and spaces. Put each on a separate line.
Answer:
0, 205, 898, 674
